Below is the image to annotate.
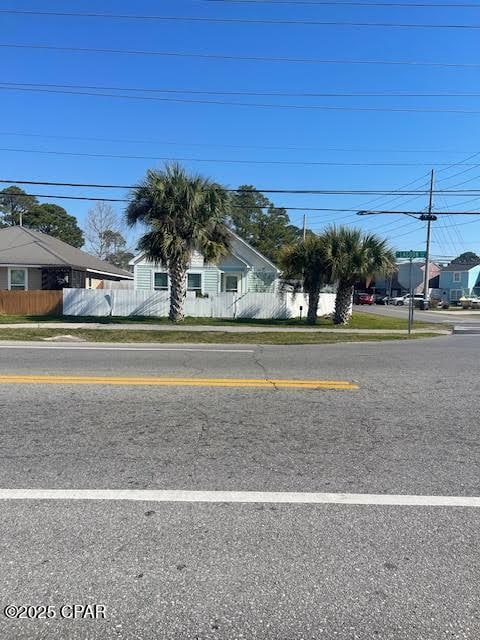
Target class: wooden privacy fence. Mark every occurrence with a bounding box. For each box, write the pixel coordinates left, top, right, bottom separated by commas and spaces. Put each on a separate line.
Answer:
63, 289, 337, 319
0, 291, 63, 316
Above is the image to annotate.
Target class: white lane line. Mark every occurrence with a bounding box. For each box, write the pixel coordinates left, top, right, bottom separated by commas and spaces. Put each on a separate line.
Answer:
0, 490, 478, 507
0, 345, 254, 353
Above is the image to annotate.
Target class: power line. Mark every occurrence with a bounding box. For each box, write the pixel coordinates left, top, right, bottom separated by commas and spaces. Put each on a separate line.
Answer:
4, 85, 480, 114
446, 194, 480, 207
3, 181, 480, 202
353, 148, 480, 214
368, 218, 420, 236
360, 167, 456, 264
309, 213, 363, 228
356, 184, 430, 223
0, 130, 476, 155
349, 174, 430, 217
4, 178, 480, 196
0, 190, 418, 209
0, 180, 432, 210
4, 81, 480, 98
359, 210, 480, 220
1, 193, 126, 203
1, 43, 477, 68
432, 215, 480, 229
435, 151, 480, 176
5, 190, 477, 215
3, 9, 480, 29
436, 196, 465, 250
437, 170, 480, 188
392, 226, 427, 241
435, 213, 457, 254
366, 216, 418, 232
5, 146, 480, 167
301, 156, 472, 233
203, 0, 480, 6
436, 166, 480, 185
0, 190, 369, 211
0, 184, 425, 211
437, 179, 477, 251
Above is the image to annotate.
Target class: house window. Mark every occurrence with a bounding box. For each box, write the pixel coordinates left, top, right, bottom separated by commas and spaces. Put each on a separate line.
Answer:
154, 272, 168, 291
223, 274, 239, 292
453, 272, 462, 283
187, 273, 202, 292
70, 270, 85, 289
8, 268, 27, 291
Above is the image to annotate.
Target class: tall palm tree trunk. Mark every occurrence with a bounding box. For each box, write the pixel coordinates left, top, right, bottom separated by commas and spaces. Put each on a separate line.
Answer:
169, 261, 188, 322
334, 282, 354, 325
307, 289, 320, 324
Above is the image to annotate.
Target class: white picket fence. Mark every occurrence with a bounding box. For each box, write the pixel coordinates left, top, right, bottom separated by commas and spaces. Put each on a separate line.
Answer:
63, 289, 336, 319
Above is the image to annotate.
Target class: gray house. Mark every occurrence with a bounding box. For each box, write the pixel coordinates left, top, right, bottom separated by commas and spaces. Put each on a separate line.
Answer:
130, 229, 280, 294
0, 226, 133, 290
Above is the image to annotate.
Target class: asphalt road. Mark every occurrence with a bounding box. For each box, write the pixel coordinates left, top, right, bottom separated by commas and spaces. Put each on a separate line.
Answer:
355, 303, 480, 324
0, 336, 479, 639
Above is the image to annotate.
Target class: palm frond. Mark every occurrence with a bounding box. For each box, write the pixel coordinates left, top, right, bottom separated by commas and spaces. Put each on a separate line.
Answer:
322, 225, 396, 286
126, 162, 230, 266
279, 235, 329, 295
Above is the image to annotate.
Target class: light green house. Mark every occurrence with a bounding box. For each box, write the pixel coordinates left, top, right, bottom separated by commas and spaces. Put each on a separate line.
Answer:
130, 230, 280, 295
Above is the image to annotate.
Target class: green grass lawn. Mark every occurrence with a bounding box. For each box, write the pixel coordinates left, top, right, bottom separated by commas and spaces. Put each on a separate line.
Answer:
0, 328, 442, 345
0, 311, 434, 330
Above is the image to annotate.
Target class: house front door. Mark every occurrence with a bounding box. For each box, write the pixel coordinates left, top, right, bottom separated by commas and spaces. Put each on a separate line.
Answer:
222, 273, 241, 293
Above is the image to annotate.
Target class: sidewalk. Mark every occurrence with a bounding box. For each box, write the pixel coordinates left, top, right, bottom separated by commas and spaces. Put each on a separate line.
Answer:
0, 322, 450, 335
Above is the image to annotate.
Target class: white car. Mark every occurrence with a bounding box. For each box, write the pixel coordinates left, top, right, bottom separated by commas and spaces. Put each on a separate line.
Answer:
389, 294, 427, 306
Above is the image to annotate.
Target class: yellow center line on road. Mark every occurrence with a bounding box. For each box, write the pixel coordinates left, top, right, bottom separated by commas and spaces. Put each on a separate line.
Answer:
0, 375, 359, 390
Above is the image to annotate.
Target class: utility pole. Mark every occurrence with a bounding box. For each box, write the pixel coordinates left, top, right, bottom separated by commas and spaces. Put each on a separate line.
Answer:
421, 169, 435, 310
302, 213, 307, 241
408, 255, 414, 335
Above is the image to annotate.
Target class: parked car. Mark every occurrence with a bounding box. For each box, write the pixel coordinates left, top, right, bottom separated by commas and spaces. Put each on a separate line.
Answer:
389, 294, 427, 306
374, 294, 388, 305
459, 296, 480, 309
357, 292, 375, 305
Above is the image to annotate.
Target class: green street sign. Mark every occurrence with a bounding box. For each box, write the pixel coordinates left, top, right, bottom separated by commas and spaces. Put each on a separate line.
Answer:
395, 250, 427, 259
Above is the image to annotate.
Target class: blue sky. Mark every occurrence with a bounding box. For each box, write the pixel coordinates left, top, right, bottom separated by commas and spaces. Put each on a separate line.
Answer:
1, 0, 479, 258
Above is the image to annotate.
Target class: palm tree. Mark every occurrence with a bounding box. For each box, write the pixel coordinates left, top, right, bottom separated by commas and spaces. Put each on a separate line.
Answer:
280, 235, 329, 324
126, 163, 230, 322
322, 225, 396, 325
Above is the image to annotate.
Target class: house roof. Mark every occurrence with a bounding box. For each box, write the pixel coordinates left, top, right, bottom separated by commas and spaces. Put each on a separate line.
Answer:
442, 263, 480, 272
130, 227, 280, 272
227, 229, 280, 272
0, 226, 133, 278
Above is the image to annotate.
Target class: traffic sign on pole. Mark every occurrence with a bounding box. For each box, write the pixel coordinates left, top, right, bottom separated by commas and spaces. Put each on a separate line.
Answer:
394, 250, 426, 335
395, 250, 427, 259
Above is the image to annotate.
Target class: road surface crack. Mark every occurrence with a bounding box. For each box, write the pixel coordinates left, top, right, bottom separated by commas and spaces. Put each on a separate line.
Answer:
251, 346, 279, 391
